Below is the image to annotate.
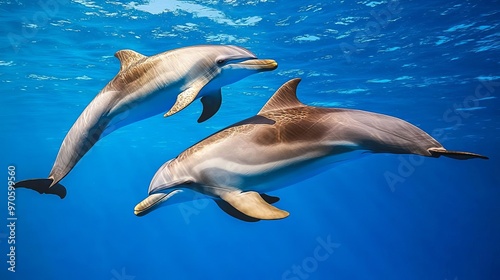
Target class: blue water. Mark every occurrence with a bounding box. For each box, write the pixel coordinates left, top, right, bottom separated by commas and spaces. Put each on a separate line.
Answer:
1, 0, 499, 279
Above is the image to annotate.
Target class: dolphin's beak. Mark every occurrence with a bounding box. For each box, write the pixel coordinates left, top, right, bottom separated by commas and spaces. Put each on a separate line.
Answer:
237, 59, 278, 72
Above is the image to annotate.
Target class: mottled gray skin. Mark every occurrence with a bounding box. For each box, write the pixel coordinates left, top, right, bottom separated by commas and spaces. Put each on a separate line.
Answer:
135, 78, 487, 220
15, 45, 277, 194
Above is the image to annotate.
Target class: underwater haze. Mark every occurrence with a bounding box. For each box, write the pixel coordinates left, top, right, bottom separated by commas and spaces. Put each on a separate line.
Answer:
1, 0, 499, 279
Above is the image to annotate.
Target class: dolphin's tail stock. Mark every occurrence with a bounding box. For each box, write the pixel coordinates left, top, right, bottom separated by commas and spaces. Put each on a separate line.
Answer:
428, 147, 489, 160
13, 179, 67, 199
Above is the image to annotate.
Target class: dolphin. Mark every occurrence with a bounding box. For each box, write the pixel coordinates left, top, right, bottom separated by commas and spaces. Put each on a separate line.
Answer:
134, 78, 488, 221
14, 45, 278, 198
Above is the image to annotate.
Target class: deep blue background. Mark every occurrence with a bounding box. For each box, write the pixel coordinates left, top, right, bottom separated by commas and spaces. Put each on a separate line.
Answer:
1, 0, 499, 279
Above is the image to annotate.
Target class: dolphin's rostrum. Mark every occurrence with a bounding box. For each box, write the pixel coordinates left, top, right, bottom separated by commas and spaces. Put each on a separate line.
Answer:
134, 78, 488, 221
14, 45, 278, 197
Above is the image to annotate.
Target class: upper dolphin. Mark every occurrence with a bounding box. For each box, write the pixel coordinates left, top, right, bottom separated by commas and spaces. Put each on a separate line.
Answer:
134, 78, 488, 221
14, 45, 278, 197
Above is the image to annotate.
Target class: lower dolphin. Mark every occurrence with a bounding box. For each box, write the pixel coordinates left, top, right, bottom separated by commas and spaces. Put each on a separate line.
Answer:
14, 45, 277, 198
134, 78, 488, 221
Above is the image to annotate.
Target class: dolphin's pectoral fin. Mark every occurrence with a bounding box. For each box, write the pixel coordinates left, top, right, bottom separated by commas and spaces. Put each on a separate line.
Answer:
164, 87, 201, 118
198, 90, 222, 123
215, 199, 261, 222
214, 193, 282, 222
134, 190, 183, 216
13, 179, 67, 199
219, 191, 289, 220
428, 147, 489, 160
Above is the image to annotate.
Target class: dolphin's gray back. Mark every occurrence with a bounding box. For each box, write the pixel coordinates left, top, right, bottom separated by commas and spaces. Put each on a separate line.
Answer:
254, 106, 441, 156
318, 107, 442, 156
175, 106, 443, 173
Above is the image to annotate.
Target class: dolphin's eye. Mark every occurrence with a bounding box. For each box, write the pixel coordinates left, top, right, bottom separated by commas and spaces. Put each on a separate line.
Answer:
216, 59, 226, 65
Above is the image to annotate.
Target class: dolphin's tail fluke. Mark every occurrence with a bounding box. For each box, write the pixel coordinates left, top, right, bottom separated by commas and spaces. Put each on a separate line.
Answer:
428, 147, 489, 160
13, 179, 67, 199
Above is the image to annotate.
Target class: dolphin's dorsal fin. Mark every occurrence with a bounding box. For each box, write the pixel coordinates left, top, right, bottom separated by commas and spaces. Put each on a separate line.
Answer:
114, 49, 146, 71
258, 78, 304, 115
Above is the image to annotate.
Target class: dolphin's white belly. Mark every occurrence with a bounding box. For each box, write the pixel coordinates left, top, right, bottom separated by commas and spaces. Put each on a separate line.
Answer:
241, 149, 369, 193
101, 87, 178, 138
